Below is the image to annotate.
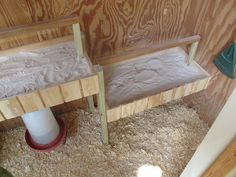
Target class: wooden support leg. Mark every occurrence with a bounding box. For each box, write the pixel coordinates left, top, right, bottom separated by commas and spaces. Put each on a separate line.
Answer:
87, 96, 95, 113
96, 65, 109, 144
72, 23, 84, 58
188, 41, 199, 64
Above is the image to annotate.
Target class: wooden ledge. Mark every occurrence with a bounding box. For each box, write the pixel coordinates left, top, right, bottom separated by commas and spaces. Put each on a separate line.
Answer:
97, 35, 200, 66
0, 15, 79, 41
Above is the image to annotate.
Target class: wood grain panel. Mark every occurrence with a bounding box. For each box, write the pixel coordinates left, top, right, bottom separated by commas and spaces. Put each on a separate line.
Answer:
134, 98, 148, 114
121, 102, 136, 118
0, 98, 24, 119
60, 80, 82, 102
182, 0, 236, 125
17, 92, 44, 113
147, 93, 163, 109
107, 106, 121, 123
39, 86, 64, 107
80, 75, 99, 97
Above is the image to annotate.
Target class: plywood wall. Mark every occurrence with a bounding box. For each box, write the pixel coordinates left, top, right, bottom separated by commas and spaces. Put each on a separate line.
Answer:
0, 0, 235, 126
181, 0, 236, 125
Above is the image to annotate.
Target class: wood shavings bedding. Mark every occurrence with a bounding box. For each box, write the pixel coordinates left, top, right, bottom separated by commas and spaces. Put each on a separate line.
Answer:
0, 42, 93, 99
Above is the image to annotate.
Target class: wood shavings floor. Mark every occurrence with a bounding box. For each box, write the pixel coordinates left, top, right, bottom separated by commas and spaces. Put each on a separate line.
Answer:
0, 100, 209, 177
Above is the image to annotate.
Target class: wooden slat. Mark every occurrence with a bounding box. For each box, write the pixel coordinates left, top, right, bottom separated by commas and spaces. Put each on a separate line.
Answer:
96, 65, 109, 144
107, 106, 121, 123
0, 16, 79, 41
147, 93, 163, 109
87, 96, 95, 113
204, 77, 211, 89
0, 98, 24, 119
39, 86, 64, 107
162, 89, 174, 103
196, 78, 209, 92
134, 98, 148, 114
188, 41, 199, 64
121, 102, 136, 118
191, 81, 199, 94
173, 86, 185, 100
80, 75, 99, 97
98, 35, 200, 66
60, 80, 82, 102
184, 82, 195, 96
17, 92, 44, 113
72, 23, 84, 58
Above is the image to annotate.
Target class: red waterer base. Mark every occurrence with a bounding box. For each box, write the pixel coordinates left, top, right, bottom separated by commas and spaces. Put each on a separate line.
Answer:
25, 117, 67, 152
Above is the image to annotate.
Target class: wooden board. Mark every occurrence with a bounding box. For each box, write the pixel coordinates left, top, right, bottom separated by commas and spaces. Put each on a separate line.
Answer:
202, 138, 236, 177
147, 93, 163, 109
80, 75, 99, 97
0, 16, 78, 42
134, 98, 148, 114
121, 102, 136, 118
17, 92, 44, 113
0, 0, 235, 127
0, 98, 24, 119
60, 80, 82, 102
39, 86, 64, 107
107, 106, 121, 123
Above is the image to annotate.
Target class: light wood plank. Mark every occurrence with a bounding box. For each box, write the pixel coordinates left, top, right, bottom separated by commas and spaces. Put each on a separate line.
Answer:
0, 98, 24, 119
107, 106, 121, 123
162, 89, 174, 103
184, 82, 195, 96
188, 41, 199, 64
72, 23, 84, 58
121, 102, 136, 118
96, 65, 109, 144
80, 75, 99, 97
173, 86, 185, 100
17, 92, 44, 113
60, 80, 82, 102
204, 77, 211, 89
196, 78, 208, 92
191, 81, 199, 94
39, 86, 64, 107
0, 15, 79, 41
134, 98, 148, 114
87, 96, 95, 113
147, 93, 163, 109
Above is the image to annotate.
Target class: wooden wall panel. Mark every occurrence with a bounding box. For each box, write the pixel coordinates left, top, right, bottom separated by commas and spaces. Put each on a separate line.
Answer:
0, 0, 192, 60
181, 0, 236, 125
0, 0, 235, 127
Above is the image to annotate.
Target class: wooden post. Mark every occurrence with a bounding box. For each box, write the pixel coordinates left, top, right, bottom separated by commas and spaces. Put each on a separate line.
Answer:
188, 41, 199, 64
72, 23, 84, 58
87, 96, 95, 113
95, 65, 109, 144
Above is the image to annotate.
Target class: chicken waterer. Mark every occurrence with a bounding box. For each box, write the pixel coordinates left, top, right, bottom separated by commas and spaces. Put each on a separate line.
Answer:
22, 108, 66, 152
